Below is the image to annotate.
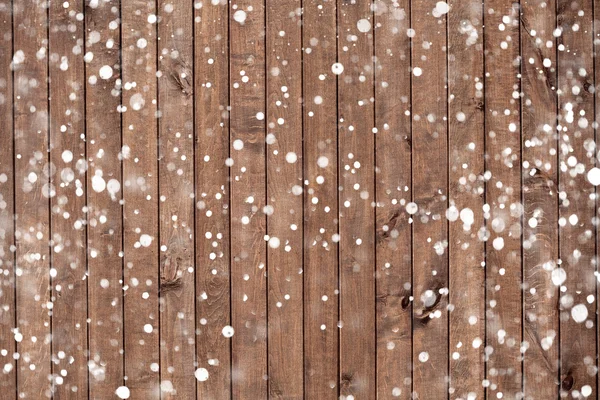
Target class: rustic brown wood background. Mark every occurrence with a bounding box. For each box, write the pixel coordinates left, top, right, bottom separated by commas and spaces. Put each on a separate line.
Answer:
0, 0, 598, 399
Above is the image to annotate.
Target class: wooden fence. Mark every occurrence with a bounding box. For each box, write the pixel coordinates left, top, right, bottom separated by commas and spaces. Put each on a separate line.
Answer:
0, 0, 598, 399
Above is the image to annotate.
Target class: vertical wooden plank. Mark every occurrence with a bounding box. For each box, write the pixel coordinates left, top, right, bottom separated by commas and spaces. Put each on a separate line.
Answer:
0, 1, 16, 396
302, 0, 339, 397
520, 0, 559, 398
484, 2, 523, 399
447, 1, 485, 398
48, 0, 88, 396
156, 1, 195, 398
229, 0, 267, 396
13, 0, 52, 397
121, 0, 160, 398
85, 0, 124, 397
557, 0, 596, 397
373, 1, 412, 398
410, 1, 448, 398
194, 0, 231, 398
337, 0, 375, 398
266, 1, 303, 398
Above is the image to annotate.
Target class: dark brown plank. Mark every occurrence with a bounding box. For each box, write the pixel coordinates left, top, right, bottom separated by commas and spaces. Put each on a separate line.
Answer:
85, 1, 124, 397
194, 1, 231, 398
121, 0, 160, 397
337, 1, 376, 398
229, 0, 268, 397
156, 1, 195, 398
373, 1, 412, 398
13, 0, 52, 397
302, 0, 339, 397
48, 1, 88, 396
557, 0, 596, 397
447, 1, 485, 398
410, 1, 448, 397
520, 0, 560, 398
484, 2, 523, 399
0, 1, 16, 396
265, 1, 304, 398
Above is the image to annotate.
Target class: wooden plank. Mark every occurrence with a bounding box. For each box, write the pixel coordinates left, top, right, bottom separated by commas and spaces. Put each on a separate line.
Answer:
302, 0, 339, 397
337, 1, 376, 398
194, 1, 231, 398
557, 0, 596, 397
373, 1, 412, 398
229, 0, 268, 397
156, 1, 195, 398
410, 2, 448, 398
13, 0, 52, 397
447, 0, 485, 398
48, 0, 89, 396
520, 0, 559, 398
48, 1, 88, 397
483, 2, 523, 399
265, 1, 303, 398
85, 1, 124, 397
0, 1, 16, 396
121, 0, 160, 397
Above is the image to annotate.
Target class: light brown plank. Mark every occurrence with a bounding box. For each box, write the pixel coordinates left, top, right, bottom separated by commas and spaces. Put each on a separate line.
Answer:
410, 1, 448, 398
302, 0, 339, 397
265, 1, 304, 398
194, 0, 231, 398
13, 0, 52, 397
447, 1, 485, 398
373, 1, 412, 398
337, 0, 376, 398
229, 0, 268, 397
484, 2, 523, 398
48, 1, 88, 397
121, 0, 160, 397
557, 0, 596, 397
0, 1, 16, 396
156, 1, 196, 398
520, 0, 559, 398
85, 1, 124, 397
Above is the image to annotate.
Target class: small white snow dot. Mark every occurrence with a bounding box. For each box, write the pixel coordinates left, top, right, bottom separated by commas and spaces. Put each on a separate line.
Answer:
418, 352, 429, 362
195, 368, 209, 382
571, 304, 588, 323
233, 10, 247, 24
268, 236, 281, 249
413, 67, 422, 77
115, 386, 130, 399
286, 152, 297, 164
317, 156, 329, 168
99, 65, 113, 80
222, 325, 234, 338
233, 139, 244, 151
61, 150, 73, 163
331, 63, 344, 75
139, 234, 153, 247
143, 324, 153, 333
587, 167, 600, 186
357, 19, 371, 33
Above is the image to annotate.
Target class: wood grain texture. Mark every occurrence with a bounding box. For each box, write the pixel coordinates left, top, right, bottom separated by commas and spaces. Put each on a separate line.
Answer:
266, 1, 304, 398
484, 2, 523, 399
447, 1, 485, 398
229, 0, 268, 397
121, 0, 160, 398
520, 0, 560, 398
85, 1, 124, 397
0, 1, 16, 397
410, 1, 449, 398
302, 0, 339, 398
13, 0, 52, 397
48, 0, 88, 397
337, 0, 376, 398
556, 0, 596, 397
157, 1, 196, 398
194, 1, 231, 398
373, 1, 412, 398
